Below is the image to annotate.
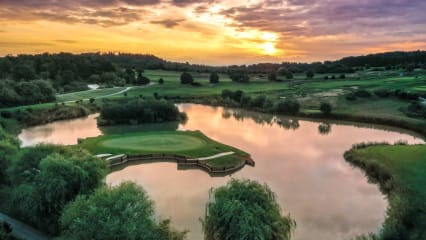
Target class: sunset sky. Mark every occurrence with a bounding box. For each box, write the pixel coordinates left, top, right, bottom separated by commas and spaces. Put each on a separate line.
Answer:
1, 0, 425, 65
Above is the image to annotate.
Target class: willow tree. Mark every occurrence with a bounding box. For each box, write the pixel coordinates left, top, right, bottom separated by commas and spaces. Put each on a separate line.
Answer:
60, 182, 187, 240
202, 179, 295, 240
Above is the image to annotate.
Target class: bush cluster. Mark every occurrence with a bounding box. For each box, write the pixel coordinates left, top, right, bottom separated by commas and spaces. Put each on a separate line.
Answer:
99, 99, 186, 125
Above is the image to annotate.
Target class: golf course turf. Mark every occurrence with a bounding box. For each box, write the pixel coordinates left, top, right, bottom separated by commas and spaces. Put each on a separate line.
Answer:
344, 144, 426, 239
79, 130, 250, 169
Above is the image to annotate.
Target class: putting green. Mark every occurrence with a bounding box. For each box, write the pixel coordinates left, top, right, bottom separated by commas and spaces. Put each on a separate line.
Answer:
101, 134, 205, 152
79, 130, 249, 158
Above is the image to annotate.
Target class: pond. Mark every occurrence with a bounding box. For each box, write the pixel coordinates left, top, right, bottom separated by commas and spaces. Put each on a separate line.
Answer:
19, 104, 424, 240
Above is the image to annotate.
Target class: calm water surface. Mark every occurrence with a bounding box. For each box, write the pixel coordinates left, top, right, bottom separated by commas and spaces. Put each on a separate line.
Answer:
19, 104, 424, 240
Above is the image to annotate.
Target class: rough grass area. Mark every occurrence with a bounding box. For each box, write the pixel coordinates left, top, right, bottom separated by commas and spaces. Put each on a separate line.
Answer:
79, 130, 248, 158
344, 144, 426, 239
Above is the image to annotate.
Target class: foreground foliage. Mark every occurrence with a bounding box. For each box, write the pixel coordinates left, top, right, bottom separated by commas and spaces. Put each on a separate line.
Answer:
0, 128, 19, 185
202, 179, 295, 240
344, 143, 426, 240
1, 145, 108, 235
60, 182, 187, 240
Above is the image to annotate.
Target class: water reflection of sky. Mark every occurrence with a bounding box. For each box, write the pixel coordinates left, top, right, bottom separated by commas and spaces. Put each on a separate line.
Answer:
19, 104, 424, 240
19, 114, 101, 147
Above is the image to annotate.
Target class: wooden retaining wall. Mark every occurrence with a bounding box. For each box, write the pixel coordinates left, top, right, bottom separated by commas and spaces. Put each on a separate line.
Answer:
104, 153, 254, 174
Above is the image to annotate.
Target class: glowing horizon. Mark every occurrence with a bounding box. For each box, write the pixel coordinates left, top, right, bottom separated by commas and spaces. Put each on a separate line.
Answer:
1, 0, 426, 65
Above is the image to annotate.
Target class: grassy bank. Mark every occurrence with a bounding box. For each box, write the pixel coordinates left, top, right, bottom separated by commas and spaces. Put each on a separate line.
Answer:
344, 144, 426, 239
0, 104, 98, 134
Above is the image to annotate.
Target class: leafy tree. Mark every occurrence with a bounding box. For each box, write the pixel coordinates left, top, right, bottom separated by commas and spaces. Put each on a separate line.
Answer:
320, 102, 332, 115
251, 95, 267, 108
0, 127, 19, 185
231, 90, 244, 102
0, 84, 21, 107
229, 70, 249, 83
285, 72, 293, 80
180, 72, 194, 84
6, 145, 108, 234
221, 89, 233, 99
354, 90, 372, 98
268, 71, 277, 81
60, 182, 186, 240
240, 95, 252, 107
136, 74, 150, 85
275, 99, 300, 115
306, 70, 314, 79
89, 74, 100, 83
202, 179, 295, 240
159, 78, 165, 84
12, 64, 36, 81
99, 99, 184, 125
277, 67, 289, 76
209, 72, 219, 84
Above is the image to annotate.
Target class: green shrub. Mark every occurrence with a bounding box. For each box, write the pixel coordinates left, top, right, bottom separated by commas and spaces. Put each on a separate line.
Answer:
346, 92, 357, 101
275, 99, 300, 115
355, 90, 372, 98
320, 102, 332, 115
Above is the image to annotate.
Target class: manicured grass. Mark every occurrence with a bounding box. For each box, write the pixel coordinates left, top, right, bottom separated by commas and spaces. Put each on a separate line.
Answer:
101, 133, 205, 152
204, 155, 244, 168
345, 144, 426, 239
349, 145, 426, 198
79, 130, 248, 158
125, 81, 291, 98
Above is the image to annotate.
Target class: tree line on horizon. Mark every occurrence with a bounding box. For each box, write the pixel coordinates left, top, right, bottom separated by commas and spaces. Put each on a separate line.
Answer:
1, 51, 426, 107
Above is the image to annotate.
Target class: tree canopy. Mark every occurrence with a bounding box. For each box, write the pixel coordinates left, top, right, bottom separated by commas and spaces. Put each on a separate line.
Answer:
209, 72, 219, 84
0, 127, 19, 185
180, 72, 194, 84
99, 99, 186, 126
60, 182, 187, 240
5, 145, 108, 234
202, 179, 295, 240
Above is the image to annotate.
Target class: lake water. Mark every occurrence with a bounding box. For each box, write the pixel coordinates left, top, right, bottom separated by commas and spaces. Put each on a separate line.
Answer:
19, 104, 424, 240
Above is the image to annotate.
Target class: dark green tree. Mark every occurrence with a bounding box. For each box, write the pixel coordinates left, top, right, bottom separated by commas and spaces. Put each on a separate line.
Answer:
209, 72, 219, 84
306, 70, 314, 79
6, 146, 108, 234
202, 179, 295, 240
320, 102, 332, 115
180, 72, 194, 84
0, 127, 19, 185
275, 99, 300, 115
229, 70, 249, 83
60, 182, 186, 240
268, 71, 277, 81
